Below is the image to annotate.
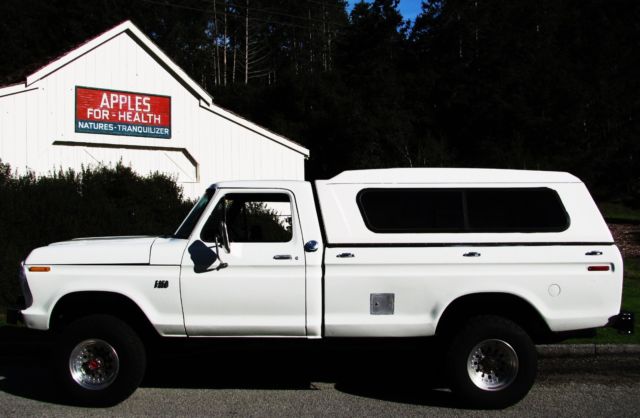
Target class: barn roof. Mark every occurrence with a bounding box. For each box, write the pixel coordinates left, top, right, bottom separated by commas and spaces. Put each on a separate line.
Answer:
0, 20, 309, 157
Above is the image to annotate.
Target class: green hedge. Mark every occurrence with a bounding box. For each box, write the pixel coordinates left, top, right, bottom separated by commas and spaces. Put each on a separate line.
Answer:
0, 160, 193, 307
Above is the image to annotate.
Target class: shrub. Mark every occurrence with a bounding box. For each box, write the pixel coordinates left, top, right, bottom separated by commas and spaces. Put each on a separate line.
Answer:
0, 161, 193, 308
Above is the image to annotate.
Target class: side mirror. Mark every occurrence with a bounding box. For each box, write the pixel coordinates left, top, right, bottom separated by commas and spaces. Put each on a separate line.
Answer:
188, 240, 218, 273
218, 220, 231, 253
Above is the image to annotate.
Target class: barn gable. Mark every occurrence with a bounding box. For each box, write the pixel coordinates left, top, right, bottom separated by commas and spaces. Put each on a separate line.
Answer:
0, 21, 308, 198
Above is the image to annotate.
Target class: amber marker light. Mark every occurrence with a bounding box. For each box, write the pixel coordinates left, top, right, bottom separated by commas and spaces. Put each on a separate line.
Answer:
28, 266, 51, 272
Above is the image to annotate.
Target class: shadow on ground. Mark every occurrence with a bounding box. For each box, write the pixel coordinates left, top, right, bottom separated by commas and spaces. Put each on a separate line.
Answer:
0, 326, 59, 404
0, 325, 461, 408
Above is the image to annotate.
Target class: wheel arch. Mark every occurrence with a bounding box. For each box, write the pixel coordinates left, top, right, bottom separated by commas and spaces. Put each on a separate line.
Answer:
435, 292, 553, 344
49, 291, 160, 340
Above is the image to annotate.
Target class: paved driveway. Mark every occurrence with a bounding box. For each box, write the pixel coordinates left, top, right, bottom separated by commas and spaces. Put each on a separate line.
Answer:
1, 328, 639, 416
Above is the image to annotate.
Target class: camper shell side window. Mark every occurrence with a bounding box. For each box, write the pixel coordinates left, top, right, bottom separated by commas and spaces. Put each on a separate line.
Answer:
356, 187, 570, 234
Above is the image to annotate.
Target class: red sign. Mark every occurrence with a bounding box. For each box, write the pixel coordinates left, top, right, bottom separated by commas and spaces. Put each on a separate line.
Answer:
75, 86, 171, 138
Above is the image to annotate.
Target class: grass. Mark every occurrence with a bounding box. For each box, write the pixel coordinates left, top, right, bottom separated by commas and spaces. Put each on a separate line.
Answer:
599, 202, 640, 223
566, 257, 640, 344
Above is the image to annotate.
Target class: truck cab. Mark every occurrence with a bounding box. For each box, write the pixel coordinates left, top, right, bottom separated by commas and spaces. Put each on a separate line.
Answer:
174, 181, 324, 337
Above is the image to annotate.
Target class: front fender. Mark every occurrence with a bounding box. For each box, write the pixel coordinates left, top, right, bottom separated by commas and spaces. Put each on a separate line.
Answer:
21, 264, 185, 336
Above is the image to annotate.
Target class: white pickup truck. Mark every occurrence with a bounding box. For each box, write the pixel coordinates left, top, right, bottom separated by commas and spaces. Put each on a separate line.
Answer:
9, 168, 633, 407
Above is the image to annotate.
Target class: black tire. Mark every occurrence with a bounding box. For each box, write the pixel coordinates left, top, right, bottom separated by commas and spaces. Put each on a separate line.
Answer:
446, 315, 537, 409
55, 315, 146, 406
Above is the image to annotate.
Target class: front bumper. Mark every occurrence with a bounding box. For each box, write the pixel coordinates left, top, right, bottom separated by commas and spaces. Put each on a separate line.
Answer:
608, 311, 635, 334
5, 264, 32, 326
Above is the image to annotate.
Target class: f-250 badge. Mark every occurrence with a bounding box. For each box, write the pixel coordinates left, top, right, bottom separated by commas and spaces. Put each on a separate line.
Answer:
154, 280, 169, 289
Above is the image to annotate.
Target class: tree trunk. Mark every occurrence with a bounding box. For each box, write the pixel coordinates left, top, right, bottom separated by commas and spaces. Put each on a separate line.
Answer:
233, 43, 237, 84
223, 0, 228, 86
322, 0, 327, 71
213, 0, 220, 86
327, 29, 332, 71
245, 0, 249, 84
308, 7, 313, 71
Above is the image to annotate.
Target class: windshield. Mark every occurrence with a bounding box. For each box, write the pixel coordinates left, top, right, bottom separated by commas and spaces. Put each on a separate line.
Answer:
174, 188, 215, 239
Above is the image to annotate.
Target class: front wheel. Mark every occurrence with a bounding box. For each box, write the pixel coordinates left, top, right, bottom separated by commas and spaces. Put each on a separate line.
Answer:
55, 315, 146, 406
446, 315, 537, 408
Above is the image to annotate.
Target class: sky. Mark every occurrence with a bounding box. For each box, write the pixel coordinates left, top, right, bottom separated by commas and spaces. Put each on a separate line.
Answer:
347, 0, 423, 21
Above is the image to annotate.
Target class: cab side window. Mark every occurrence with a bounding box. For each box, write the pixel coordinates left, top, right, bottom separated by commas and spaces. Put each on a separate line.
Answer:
201, 193, 293, 243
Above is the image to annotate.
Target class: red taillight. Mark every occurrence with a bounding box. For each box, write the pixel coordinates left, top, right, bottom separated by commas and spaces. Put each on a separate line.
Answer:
587, 265, 610, 272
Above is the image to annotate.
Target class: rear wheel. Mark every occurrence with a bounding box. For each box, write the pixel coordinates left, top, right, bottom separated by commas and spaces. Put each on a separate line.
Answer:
55, 315, 146, 406
446, 315, 537, 408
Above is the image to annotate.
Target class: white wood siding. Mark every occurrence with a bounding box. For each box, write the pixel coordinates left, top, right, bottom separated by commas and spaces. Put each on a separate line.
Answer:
0, 31, 306, 199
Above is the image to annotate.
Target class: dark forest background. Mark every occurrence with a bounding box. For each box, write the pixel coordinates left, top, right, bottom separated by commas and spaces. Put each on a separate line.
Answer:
1, 0, 639, 205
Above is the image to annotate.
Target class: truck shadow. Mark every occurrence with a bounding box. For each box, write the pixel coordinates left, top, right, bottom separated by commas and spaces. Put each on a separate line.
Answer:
0, 326, 460, 408
144, 339, 460, 408
0, 326, 60, 404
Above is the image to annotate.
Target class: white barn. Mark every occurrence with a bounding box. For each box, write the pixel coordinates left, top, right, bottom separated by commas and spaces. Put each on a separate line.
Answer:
0, 21, 308, 199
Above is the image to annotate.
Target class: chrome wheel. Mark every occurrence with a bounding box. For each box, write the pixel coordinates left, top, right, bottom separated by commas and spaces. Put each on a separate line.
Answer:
467, 339, 518, 391
69, 339, 120, 390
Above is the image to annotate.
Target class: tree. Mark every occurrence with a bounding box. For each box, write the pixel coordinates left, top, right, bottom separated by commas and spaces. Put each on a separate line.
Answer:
0, 0, 638, 204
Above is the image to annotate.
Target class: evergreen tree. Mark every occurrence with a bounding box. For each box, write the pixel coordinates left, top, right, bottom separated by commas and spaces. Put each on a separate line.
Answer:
0, 0, 638, 204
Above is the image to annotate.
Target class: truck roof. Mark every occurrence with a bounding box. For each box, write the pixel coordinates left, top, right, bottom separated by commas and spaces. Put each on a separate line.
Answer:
208, 180, 309, 190
208, 168, 581, 189
325, 168, 581, 184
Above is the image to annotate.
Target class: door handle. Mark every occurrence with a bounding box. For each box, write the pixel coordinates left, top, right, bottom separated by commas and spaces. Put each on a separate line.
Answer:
273, 254, 292, 260
585, 250, 603, 256
336, 252, 355, 258
463, 252, 481, 257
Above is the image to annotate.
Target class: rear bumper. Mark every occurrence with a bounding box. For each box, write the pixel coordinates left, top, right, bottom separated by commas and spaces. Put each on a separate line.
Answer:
607, 311, 635, 334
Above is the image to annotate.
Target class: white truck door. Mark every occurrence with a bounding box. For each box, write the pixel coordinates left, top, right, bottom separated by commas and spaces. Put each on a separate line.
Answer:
180, 189, 306, 336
